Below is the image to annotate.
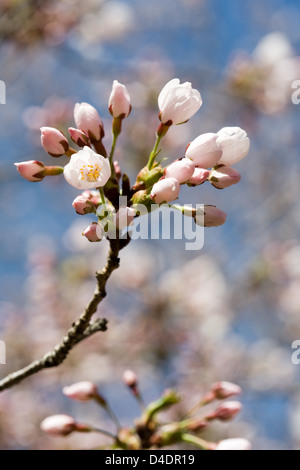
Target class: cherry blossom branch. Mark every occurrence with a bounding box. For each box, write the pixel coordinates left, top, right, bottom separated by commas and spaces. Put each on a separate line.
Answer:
0, 240, 121, 392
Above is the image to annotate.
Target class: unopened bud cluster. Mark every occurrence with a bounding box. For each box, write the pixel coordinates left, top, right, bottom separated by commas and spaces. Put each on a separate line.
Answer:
15, 77, 250, 242
41, 374, 250, 451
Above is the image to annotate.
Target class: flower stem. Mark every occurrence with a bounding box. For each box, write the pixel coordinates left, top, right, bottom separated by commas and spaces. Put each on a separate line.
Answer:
135, 392, 146, 411
167, 204, 184, 213
99, 188, 106, 206
181, 433, 213, 450
147, 134, 162, 170
89, 427, 117, 439
94, 394, 121, 430
105, 405, 122, 431
44, 166, 64, 176
184, 392, 216, 418
147, 122, 170, 170
65, 147, 77, 158
184, 401, 207, 418
109, 133, 118, 171
98, 188, 108, 220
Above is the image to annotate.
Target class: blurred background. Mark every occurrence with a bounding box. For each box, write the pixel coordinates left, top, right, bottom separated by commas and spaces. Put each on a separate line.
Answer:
0, 0, 300, 450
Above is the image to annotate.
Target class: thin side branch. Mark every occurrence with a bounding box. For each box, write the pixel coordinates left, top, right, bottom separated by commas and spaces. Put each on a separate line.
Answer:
0, 240, 120, 392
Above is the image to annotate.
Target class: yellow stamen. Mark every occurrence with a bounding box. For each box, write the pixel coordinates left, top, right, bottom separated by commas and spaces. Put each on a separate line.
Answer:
80, 164, 101, 182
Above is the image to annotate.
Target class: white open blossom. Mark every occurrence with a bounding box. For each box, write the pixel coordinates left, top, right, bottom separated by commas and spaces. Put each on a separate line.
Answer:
64, 147, 111, 190
158, 78, 202, 125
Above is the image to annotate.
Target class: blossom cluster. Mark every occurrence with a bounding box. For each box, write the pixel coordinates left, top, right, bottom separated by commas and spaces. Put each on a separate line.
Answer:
228, 32, 300, 114
15, 78, 250, 245
40, 373, 251, 450
0, 0, 127, 47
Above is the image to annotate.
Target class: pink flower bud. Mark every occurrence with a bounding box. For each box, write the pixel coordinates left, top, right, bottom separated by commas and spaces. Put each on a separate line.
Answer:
187, 167, 209, 186
212, 381, 242, 400
81, 190, 95, 199
165, 158, 195, 184
212, 401, 242, 421
74, 102, 104, 142
81, 190, 102, 207
82, 223, 104, 242
40, 414, 77, 436
14, 160, 45, 182
68, 127, 90, 147
151, 177, 180, 204
215, 438, 251, 451
185, 133, 223, 168
123, 370, 138, 388
109, 80, 131, 118
63, 381, 98, 402
194, 205, 227, 227
217, 127, 250, 166
40, 127, 69, 157
185, 419, 208, 433
90, 195, 102, 207
158, 78, 202, 125
209, 165, 241, 189
72, 195, 96, 215
116, 207, 136, 230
